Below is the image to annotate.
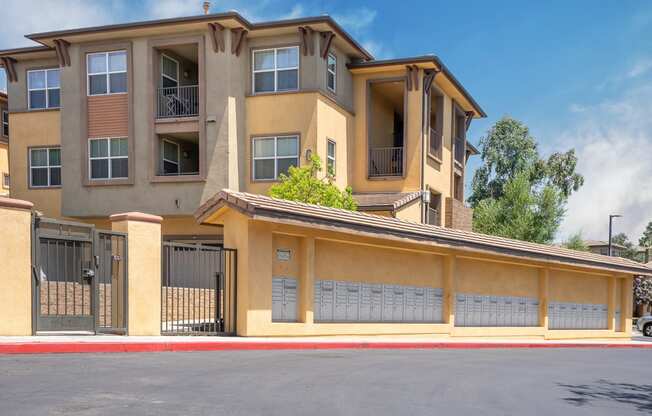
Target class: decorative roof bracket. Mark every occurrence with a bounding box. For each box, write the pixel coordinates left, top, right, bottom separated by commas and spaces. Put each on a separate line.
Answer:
208, 22, 225, 53
0, 57, 18, 83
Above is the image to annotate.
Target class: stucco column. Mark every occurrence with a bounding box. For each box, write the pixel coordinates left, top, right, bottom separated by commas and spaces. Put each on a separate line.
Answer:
300, 236, 315, 324
110, 212, 162, 336
622, 276, 633, 336
443, 254, 456, 328
0, 197, 34, 335
539, 268, 549, 329
607, 276, 617, 331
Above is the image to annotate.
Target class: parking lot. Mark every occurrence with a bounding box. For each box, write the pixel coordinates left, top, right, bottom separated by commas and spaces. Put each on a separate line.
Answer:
0, 347, 651, 415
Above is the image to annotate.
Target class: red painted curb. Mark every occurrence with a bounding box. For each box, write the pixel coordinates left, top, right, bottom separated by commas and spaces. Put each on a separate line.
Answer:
0, 341, 650, 354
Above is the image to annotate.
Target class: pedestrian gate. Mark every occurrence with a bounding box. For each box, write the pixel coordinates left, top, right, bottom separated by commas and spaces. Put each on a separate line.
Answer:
32, 217, 127, 334
161, 242, 237, 335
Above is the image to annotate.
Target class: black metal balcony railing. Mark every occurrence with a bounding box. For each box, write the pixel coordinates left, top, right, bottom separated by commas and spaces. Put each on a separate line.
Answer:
157, 85, 199, 119
454, 136, 465, 165
368, 146, 403, 177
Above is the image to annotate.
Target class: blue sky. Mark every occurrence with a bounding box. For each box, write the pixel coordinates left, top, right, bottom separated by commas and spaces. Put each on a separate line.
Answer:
2, 0, 652, 243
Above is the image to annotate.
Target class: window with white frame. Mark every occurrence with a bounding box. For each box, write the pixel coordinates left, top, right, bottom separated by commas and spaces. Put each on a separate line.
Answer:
327, 139, 336, 175
252, 46, 299, 93
2, 173, 9, 189
29, 147, 61, 187
27, 69, 60, 109
252, 135, 299, 180
160, 54, 179, 89
2, 110, 8, 137
327, 53, 337, 92
89, 138, 128, 180
87, 51, 127, 95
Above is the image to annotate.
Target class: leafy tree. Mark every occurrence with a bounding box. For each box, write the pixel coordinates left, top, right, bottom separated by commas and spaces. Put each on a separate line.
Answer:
611, 233, 643, 261
563, 232, 589, 251
469, 117, 584, 243
269, 155, 357, 210
639, 221, 652, 248
634, 276, 652, 315
472, 171, 565, 244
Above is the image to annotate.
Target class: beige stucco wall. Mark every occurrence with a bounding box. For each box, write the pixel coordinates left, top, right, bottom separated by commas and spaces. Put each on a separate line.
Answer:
0, 142, 8, 196
211, 207, 635, 339
0, 202, 33, 335
111, 215, 162, 335
8, 111, 63, 218
394, 200, 422, 222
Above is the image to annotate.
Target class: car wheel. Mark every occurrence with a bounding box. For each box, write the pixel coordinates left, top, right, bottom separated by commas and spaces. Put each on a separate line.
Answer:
645, 323, 652, 337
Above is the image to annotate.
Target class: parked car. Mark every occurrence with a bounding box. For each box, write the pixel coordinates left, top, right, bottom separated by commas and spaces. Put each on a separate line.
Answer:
637, 315, 652, 336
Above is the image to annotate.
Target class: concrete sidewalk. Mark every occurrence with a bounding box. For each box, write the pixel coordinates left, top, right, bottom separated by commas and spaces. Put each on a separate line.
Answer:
0, 333, 650, 354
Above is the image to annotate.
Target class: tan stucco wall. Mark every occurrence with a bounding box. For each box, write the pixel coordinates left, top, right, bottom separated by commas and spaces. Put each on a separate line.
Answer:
111, 216, 162, 335
211, 207, 635, 339
8, 111, 63, 218
394, 200, 422, 222
549, 270, 608, 304
315, 97, 353, 189
0, 142, 8, 196
0, 204, 33, 335
456, 258, 539, 298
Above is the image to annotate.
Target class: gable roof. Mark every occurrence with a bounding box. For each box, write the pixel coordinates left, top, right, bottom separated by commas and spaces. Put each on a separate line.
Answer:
196, 190, 652, 276
585, 240, 627, 250
353, 192, 421, 212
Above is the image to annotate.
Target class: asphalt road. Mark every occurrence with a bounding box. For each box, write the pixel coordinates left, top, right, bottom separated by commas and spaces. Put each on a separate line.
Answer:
0, 348, 651, 416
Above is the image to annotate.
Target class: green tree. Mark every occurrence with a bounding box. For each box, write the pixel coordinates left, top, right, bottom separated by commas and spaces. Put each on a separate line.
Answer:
634, 276, 652, 315
269, 155, 357, 210
469, 117, 584, 243
563, 232, 589, 251
611, 233, 643, 261
639, 221, 652, 248
472, 171, 565, 244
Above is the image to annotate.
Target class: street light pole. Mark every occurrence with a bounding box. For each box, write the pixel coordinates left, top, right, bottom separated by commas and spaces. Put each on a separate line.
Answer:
608, 214, 622, 256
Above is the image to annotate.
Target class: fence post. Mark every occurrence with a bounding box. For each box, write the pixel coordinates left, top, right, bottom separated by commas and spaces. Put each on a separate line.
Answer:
0, 197, 34, 335
110, 212, 162, 336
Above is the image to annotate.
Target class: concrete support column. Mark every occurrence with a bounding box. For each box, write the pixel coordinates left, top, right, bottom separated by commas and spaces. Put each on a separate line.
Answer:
300, 236, 315, 324
0, 197, 34, 335
539, 268, 549, 329
443, 254, 456, 328
607, 276, 617, 330
622, 276, 634, 336
110, 212, 162, 336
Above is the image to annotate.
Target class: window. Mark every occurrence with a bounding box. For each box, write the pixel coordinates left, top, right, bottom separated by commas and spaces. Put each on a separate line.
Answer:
252, 46, 299, 93
1, 110, 8, 137
89, 138, 128, 180
327, 53, 336, 92
161, 139, 180, 175
87, 51, 127, 95
252, 135, 299, 180
2, 173, 8, 189
427, 192, 442, 226
160, 54, 179, 89
429, 95, 444, 159
327, 139, 336, 175
29, 147, 61, 187
27, 69, 60, 109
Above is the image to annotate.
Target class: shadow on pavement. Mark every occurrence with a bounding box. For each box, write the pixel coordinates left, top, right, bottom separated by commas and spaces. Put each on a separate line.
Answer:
559, 379, 652, 413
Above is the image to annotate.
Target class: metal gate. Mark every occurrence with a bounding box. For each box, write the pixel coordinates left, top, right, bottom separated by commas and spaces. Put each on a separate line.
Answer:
32, 217, 128, 334
161, 242, 236, 335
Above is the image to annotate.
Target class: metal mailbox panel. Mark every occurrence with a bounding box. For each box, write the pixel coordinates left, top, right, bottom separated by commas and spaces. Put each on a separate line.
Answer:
320, 280, 334, 321
455, 295, 466, 326
346, 282, 360, 321
284, 278, 298, 322
272, 278, 285, 322
334, 281, 348, 321
392, 286, 405, 322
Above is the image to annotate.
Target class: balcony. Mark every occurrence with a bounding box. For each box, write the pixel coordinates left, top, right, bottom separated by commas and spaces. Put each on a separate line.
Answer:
157, 85, 199, 119
369, 146, 403, 177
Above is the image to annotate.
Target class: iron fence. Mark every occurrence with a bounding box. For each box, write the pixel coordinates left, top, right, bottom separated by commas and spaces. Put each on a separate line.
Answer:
368, 146, 403, 177
157, 85, 199, 118
161, 242, 236, 335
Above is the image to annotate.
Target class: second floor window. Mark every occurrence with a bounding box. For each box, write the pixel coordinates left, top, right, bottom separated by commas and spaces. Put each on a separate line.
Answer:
327, 139, 336, 175
252, 135, 299, 180
30, 147, 61, 187
160, 54, 179, 88
87, 51, 127, 96
28, 69, 60, 109
253, 46, 299, 93
2, 110, 7, 137
89, 138, 128, 180
327, 53, 337, 92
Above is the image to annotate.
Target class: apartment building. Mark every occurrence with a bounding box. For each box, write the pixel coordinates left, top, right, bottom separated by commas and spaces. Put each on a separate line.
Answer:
0, 11, 485, 242
0, 91, 8, 195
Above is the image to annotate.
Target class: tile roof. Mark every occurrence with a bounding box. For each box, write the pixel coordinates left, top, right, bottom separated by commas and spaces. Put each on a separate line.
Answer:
353, 191, 421, 211
585, 240, 626, 249
195, 190, 652, 276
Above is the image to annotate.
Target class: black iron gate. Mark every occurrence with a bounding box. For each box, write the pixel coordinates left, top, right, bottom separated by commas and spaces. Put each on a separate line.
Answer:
161, 242, 236, 335
32, 217, 128, 334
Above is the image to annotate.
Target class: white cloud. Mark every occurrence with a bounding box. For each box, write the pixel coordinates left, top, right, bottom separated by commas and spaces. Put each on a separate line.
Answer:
361, 40, 392, 60
555, 85, 652, 243
627, 58, 652, 78
146, 0, 202, 19
333, 8, 377, 34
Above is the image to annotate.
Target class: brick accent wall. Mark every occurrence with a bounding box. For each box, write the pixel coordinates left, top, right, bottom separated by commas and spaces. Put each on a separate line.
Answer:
445, 197, 473, 232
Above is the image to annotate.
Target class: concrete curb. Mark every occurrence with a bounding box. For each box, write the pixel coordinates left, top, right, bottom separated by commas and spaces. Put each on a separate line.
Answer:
1, 341, 651, 354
